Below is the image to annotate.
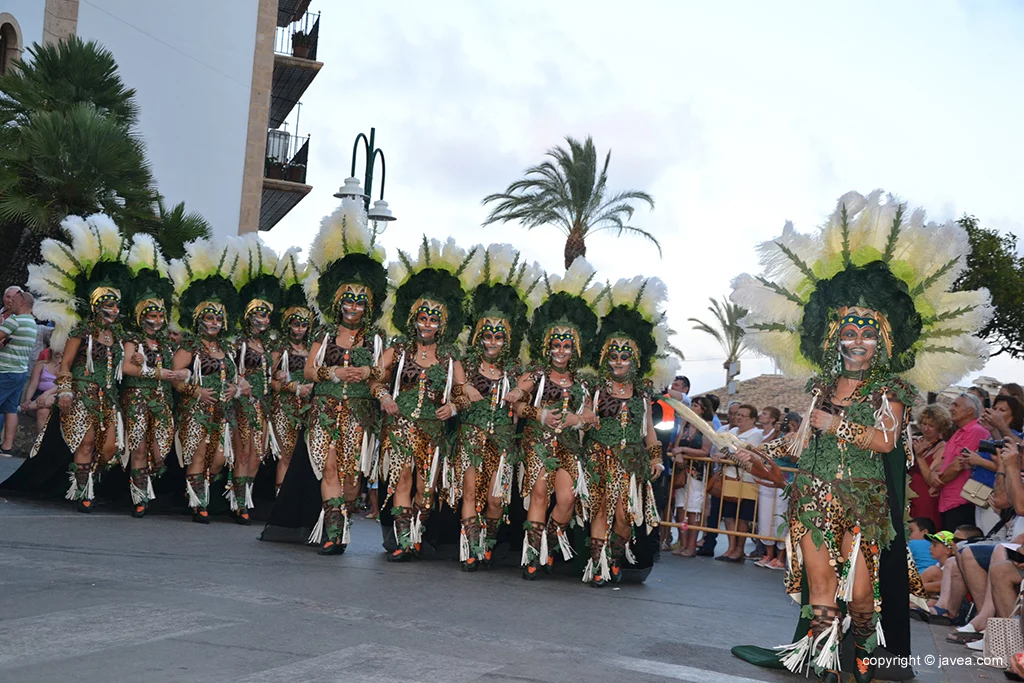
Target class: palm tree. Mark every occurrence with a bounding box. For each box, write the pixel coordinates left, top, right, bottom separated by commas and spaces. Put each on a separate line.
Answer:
0, 37, 156, 288
689, 297, 749, 386
481, 135, 657, 269
152, 198, 211, 260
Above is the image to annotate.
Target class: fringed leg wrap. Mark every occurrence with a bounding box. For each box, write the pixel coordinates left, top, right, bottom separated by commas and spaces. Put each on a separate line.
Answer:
482, 516, 501, 563
393, 506, 414, 551
317, 499, 347, 555
342, 501, 357, 546
521, 520, 545, 568
66, 463, 93, 502
129, 468, 151, 507
582, 537, 610, 584
775, 604, 842, 675
848, 607, 878, 682
460, 516, 484, 566
185, 473, 206, 509
545, 518, 574, 562
409, 503, 430, 550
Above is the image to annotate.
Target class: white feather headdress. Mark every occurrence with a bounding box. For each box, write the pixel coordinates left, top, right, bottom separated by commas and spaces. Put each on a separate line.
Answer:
730, 190, 992, 392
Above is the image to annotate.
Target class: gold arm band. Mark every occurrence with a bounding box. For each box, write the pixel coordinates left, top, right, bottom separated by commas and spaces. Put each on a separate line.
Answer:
520, 404, 539, 422
834, 418, 874, 450
316, 365, 334, 383
368, 366, 383, 382
370, 384, 391, 401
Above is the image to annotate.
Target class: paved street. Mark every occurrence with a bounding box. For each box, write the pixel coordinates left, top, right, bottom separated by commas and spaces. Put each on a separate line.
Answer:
0, 459, 976, 682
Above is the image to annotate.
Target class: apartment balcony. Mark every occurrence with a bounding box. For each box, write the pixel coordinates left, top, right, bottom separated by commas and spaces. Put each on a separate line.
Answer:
276, 0, 312, 27
270, 11, 322, 129
260, 130, 311, 231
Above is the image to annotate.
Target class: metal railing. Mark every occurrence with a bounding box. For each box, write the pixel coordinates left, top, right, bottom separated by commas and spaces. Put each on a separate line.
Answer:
658, 455, 798, 542
274, 11, 320, 61
265, 129, 310, 184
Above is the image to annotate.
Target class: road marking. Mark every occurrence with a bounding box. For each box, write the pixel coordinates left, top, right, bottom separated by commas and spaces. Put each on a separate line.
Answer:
232, 643, 502, 682
0, 603, 239, 669
608, 655, 775, 683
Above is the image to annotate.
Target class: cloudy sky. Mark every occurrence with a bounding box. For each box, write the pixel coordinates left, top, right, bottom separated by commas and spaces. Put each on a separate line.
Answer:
263, 0, 1024, 395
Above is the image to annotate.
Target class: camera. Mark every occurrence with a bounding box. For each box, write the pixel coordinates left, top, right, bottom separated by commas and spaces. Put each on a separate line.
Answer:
978, 439, 1007, 455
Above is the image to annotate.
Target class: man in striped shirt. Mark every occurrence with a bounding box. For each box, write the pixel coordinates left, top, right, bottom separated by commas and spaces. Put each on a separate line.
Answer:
0, 290, 38, 457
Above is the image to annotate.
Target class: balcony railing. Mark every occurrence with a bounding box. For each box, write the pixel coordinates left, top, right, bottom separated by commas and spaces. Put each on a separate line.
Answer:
274, 11, 319, 61
265, 129, 310, 184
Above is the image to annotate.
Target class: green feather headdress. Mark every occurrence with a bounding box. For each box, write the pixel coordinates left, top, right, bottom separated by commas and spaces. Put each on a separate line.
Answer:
385, 236, 476, 348
527, 257, 602, 367
233, 234, 282, 332
730, 189, 993, 391
168, 237, 241, 333
592, 276, 679, 387
28, 213, 131, 349
305, 197, 388, 328
122, 233, 174, 334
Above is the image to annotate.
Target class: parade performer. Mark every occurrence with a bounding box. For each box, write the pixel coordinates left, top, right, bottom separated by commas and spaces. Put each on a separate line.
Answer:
583, 277, 677, 586
377, 237, 474, 562
119, 234, 189, 517
268, 248, 313, 495
27, 214, 130, 513
169, 239, 241, 524
447, 245, 542, 571
228, 235, 281, 524
729, 191, 992, 682
514, 259, 601, 580
302, 198, 388, 555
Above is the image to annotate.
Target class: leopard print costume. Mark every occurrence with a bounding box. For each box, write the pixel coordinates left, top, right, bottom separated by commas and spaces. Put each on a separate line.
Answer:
122, 340, 174, 461
270, 343, 309, 465
233, 340, 272, 462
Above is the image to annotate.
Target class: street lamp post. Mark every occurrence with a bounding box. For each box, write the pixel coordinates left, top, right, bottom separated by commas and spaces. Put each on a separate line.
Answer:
334, 127, 396, 240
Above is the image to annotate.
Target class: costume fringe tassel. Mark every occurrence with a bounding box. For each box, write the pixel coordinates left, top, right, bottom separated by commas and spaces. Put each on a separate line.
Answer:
308, 508, 325, 544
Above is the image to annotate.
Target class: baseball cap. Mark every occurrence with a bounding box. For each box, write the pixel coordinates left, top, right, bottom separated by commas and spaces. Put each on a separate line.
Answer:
925, 531, 955, 550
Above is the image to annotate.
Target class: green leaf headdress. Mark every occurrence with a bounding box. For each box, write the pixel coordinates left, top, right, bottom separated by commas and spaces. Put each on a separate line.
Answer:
385, 236, 477, 350
168, 237, 241, 334
305, 197, 388, 329
592, 275, 679, 388
28, 213, 131, 350
459, 243, 543, 366
122, 233, 174, 336
276, 246, 311, 340
232, 233, 282, 334
730, 189, 993, 391
527, 257, 603, 369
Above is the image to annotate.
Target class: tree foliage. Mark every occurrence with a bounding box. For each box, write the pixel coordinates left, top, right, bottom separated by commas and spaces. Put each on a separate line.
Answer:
689, 297, 749, 384
0, 36, 210, 287
481, 135, 657, 269
953, 215, 1024, 358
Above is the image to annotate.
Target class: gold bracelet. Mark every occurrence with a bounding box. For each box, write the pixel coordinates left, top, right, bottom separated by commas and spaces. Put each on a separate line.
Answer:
647, 442, 664, 463
368, 366, 383, 382
315, 365, 333, 383
370, 384, 390, 401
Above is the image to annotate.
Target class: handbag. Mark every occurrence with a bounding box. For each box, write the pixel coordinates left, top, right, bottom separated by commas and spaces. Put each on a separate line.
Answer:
671, 466, 688, 490
982, 584, 1024, 668
708, 471, 723, 499
961, 477, 993, 509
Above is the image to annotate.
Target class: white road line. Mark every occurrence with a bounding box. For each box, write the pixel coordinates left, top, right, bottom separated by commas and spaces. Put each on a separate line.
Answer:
0, 603, 239, 668
608, 655, 774, 683
232, 643, 502, 683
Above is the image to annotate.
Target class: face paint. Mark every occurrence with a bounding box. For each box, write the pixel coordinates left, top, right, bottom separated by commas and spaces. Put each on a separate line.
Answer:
548, 326, 576, 369
605, 337, 636, 379
475, 317, 508, 360
413, 299, 445, 344
288, 317, 309, 341
142, 308, 166, 335
96, 298, 120, 325
195, 304, 226, 339
334, 284, 371, 328
838, 322, 879, 368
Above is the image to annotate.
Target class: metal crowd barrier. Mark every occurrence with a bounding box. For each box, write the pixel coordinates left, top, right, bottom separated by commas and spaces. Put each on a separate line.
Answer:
657, 455, 800, 543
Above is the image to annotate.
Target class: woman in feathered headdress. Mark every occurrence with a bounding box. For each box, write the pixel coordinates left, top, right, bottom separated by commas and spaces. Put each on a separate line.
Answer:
268, 248, 313, 495
729, 191, 992, 682
228, 235, 282, 525
513, 258, 601, 580
27, 214, 131, 513
582, 276, 676, 586
168, 238, 242, 524
375, 237, 475, 562
446, 244, 542, 571
300, 198, 388, 555
119, 234, 191, 517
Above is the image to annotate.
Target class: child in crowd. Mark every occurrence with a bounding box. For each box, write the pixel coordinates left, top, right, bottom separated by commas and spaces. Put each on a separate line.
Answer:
908, 517, 939, 574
